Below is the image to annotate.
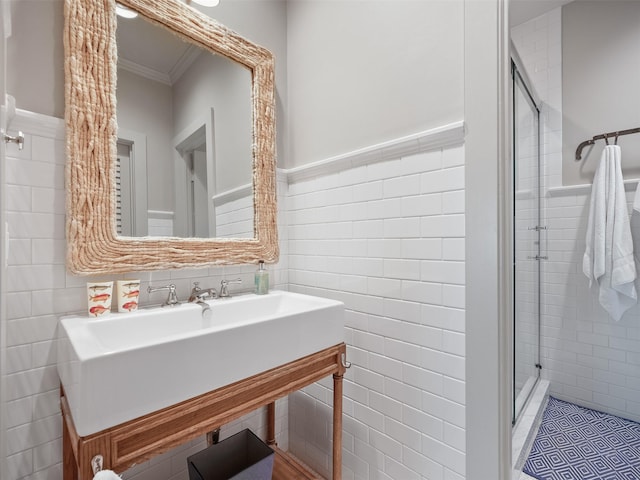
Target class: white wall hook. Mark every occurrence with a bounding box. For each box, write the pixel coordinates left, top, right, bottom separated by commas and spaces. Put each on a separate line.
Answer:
4, 130, 24, 150
341, 352, 352, 369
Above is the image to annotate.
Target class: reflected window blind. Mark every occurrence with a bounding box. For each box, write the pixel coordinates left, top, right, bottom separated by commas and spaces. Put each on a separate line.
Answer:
115, 156, 123, 235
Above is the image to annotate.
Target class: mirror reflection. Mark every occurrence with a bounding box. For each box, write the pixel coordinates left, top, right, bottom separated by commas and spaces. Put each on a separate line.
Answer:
115, 11, 254, 238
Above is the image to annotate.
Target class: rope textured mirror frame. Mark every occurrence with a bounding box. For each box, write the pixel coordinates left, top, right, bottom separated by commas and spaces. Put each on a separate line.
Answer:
64, 0, 278, 274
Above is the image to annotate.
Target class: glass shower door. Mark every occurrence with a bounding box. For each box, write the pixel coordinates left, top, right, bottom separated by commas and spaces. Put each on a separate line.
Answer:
512, 61, 541, 424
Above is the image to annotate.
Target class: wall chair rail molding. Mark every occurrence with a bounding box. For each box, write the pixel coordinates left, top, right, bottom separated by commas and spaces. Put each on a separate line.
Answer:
547, 178, 640, 197
64, 0, 278, 274
284, 121, 465, 183
212, 183, 253, 208
10, 108, 65, 139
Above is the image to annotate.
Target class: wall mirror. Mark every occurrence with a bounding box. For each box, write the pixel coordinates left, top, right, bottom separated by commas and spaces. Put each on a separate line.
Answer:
64, 0, 278, 274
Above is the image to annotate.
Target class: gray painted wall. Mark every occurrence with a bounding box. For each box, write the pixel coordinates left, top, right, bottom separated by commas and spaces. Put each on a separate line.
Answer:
286, 0, 464, 167
172, 53, 252, 194
7, 0, 288, 167
8, 0, 64, 118
191, 0, 288, 169
116, 70, 174, 213
8, 0, 287, 219
562, 0, 640, 185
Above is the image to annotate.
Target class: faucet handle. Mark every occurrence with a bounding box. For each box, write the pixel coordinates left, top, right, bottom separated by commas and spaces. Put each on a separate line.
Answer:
219, 278, 242, 298
147, 284, 180, 307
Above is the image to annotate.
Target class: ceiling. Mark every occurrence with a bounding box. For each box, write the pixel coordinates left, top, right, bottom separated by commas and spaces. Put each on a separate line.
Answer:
116, 13, 203, 85
510, 0, 574, 27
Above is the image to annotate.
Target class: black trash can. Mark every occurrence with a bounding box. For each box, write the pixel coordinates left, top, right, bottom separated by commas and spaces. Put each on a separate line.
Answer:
187, 429, 275, 480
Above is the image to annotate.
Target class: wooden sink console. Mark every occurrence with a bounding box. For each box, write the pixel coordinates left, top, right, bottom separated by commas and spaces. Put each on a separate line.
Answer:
61, 343, 348, 480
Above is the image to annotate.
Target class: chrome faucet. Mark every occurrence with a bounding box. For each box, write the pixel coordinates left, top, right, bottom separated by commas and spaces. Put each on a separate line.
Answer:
219, 278, 242, 298
188, 282, 218, 302
147, 284, 180, 307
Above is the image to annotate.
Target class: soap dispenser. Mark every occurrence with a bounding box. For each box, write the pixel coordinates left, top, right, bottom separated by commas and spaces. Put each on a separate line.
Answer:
255, 261, 269, 295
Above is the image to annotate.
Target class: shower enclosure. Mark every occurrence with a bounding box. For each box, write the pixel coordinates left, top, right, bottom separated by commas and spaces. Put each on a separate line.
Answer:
512, 58, 542, 424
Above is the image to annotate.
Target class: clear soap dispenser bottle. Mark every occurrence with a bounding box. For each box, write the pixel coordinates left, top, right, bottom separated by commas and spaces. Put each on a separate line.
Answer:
255, 261, 269, 295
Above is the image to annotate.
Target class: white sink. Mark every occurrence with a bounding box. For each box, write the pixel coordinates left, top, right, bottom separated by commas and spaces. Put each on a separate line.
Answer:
57, 290, 344, 436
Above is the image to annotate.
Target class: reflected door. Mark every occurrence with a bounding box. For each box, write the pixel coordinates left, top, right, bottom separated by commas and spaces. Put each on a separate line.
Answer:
186, 147, 212, 238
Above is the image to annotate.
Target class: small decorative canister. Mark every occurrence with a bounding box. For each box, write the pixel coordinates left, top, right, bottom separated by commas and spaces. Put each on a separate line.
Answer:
87, 281, 114, 317
117, 279, 140, 312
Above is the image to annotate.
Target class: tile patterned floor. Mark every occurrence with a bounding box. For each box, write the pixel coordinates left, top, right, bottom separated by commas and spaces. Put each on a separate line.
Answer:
523, 397, 640, 480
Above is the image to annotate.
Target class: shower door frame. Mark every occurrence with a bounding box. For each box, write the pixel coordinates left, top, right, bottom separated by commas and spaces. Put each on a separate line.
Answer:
0, 3, 8, 479
511, 54, 542, 426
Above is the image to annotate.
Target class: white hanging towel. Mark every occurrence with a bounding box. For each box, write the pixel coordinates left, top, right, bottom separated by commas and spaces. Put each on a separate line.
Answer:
634, 180, 640, 213
631, 180, 640, 266
93, 471, 121, 480
583, 145, 637, 321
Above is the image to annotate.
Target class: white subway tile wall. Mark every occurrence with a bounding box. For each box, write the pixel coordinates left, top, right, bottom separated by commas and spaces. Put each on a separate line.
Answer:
512, 7, 556, 411
540, 190, 640, 423
147, 212, 174, 237
214, 194, 254, 238
4, 112, 289, 480
5, 111, 466, 479
286, 145, 466, 479
511, 7, 563, 190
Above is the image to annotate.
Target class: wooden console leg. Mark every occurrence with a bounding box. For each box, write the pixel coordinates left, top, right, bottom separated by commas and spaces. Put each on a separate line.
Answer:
267, 402, 277, 446
333, 373, 344, 480
77, 436, 111, 480
63, 415, 78, 480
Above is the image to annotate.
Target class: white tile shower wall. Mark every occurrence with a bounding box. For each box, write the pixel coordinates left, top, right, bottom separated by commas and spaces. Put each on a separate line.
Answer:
540, 189, 640, 423
511, 7, 563, 191
4, 110, 289, 480
286, 143, 466, 480
511, 12, 563, 399
511, 7, 561, 412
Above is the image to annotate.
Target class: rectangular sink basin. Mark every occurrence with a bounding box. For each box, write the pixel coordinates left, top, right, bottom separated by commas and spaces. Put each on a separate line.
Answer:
57, 290, 344, 436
